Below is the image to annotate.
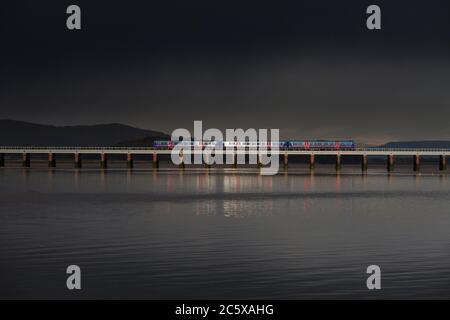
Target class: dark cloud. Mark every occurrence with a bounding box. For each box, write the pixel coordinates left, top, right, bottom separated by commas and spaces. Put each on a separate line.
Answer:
1, 1, 450, 143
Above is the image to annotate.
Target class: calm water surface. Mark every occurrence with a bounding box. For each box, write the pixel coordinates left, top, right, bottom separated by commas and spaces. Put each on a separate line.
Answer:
1, 165, 449, 299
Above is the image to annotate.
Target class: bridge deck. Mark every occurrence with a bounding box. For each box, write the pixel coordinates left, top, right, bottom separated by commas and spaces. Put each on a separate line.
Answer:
0, 147, 449, 156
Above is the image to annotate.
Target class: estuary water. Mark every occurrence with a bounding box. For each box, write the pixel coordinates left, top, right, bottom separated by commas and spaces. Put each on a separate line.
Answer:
0, 164, 449, 299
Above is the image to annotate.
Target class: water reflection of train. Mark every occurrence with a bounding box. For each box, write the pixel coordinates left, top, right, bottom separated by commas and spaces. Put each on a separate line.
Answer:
153, 140, 356, 150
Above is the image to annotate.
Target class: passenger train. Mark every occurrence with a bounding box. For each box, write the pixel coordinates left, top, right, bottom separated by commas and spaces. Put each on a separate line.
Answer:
153, 140, 356, 150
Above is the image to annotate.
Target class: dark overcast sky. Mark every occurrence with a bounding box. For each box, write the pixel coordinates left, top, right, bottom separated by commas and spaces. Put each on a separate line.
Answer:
1, 0, 450, 143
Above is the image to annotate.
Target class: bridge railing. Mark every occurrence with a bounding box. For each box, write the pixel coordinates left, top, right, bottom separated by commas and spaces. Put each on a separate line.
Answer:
354, 148, 450, 152
0, 146, 450, 152
0, 146, 153, 150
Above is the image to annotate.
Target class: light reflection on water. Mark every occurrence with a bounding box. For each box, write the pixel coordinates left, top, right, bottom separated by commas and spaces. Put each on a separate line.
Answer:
0, 166, 449, 299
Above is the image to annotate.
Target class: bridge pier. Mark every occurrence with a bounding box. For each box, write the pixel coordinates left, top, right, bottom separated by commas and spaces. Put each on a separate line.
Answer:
440, 155, 447, 171
0, 153, 4, 167
413, 155, 420, 172
178, 152, 185, 170
204, 154, 211, 169
309, 154, 315, 171
361, 155, 368, 172
152, 152, 159, 168
232, 153, 237, 168
335, 154, 342, 172
22, 153, 30, 168
127, 153, 134, 169
257, 154, 263, 167
283, 153, 288, 170
100, 153, 108, 169
48, 153, 56, 168
387, 154, 395, 172
74, 153, 82, 168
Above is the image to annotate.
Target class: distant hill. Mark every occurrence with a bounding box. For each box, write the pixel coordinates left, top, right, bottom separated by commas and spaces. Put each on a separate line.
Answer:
0, 119, 169, 147
379, 141, 450, 149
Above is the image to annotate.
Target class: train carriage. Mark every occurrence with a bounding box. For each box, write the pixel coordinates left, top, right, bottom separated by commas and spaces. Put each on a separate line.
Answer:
153, 140, 356, 150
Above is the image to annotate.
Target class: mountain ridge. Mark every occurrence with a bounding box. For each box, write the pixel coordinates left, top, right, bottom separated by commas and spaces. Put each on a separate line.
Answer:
0, 119, 169, 147
379, 141, 450, 149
